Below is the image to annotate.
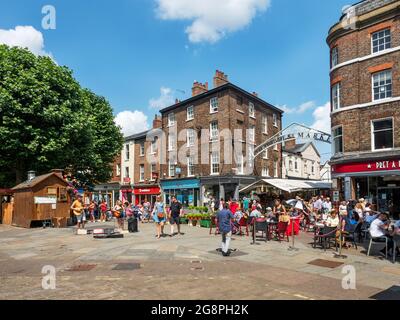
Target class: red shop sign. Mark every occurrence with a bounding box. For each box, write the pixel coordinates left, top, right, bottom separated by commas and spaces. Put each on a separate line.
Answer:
332, 159, 400, 174
133, 187, 160, 195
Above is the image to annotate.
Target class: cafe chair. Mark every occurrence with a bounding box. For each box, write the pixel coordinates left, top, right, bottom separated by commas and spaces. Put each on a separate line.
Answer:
313, 226, 337, 251
276, 222, 289, 242
238, 217, 250, 236
367, 234, 388, 259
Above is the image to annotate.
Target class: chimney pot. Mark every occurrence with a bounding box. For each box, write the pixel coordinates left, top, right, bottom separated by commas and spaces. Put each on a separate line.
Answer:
27, 170, 36, 181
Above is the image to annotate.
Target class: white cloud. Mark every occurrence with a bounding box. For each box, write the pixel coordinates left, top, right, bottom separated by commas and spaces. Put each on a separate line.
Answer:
0, 26, 51, 56
311, 102, 331, 133
155, 0, 270, 43
149, 87, 175, 110
278, 101, 316, 114
114, 110, 150, 137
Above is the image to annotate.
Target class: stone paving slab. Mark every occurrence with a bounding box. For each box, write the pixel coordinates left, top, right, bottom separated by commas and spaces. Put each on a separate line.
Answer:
0, 223, 399, 300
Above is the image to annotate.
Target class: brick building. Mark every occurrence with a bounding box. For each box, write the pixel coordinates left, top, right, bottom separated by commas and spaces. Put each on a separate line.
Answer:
159, 70, 283, 206
327, 0, 400, 218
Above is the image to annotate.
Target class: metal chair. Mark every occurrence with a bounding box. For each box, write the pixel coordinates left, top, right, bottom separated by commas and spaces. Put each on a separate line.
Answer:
238, 217, 250, 236
276, 222, 289, 242
367, 233, 388, 259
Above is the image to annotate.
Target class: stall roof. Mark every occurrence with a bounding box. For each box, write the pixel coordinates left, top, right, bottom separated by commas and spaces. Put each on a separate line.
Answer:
12, 172, 67, 191
240, 179, 332, 194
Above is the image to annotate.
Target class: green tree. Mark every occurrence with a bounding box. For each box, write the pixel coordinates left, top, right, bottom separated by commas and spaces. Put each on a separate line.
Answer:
0, 45, 123, 188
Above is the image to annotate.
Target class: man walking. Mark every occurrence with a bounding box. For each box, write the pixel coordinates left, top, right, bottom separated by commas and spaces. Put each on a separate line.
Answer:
217, 203, 234, 257
169, 196, 183, 236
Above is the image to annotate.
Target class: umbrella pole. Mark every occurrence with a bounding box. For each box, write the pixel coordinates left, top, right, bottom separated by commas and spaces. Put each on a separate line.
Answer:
288, 217, 299, 252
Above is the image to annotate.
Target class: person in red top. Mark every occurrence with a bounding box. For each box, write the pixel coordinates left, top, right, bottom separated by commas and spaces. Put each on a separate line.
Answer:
229, 199, 239, 215
99, 200, 108, 222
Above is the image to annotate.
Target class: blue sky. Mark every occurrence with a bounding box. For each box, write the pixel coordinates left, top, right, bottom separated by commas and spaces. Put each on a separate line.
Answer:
0, 0, 353, 162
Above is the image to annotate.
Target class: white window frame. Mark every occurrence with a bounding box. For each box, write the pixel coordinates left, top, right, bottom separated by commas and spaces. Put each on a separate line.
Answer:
168, 160, 175, 177
372, 70, 392, 101
150, 138, 157, 154
150, 164, 156, 181
236, 154, 244, 175
371, 28, 391, 54
187, 129, 195, 147
168, 113, 176, 127
116, 164, 121, 177
289, 160, 293, 171
273, 114, 278, 127
125, 167, 129, 178
331, 46, 339, 67
210, 121, 219, 141
371, 117, 394, 151
210, 97, 219, 114
263, 149, 268, 160
139, 165, 145, 182
262, 166, 269, 177
210, 151, 220, 175
125, 144, 130, 161
332, 83, 341, 110
187, 105, 194, 121
249, 125, 255, 144
273, 161, 278, 178
187, 156, 195, 177
139, 141, 145, 156
262, 114, 268, 134
249, 102, 255, 118
332, 125, 344, 154
168, 133, 176, 151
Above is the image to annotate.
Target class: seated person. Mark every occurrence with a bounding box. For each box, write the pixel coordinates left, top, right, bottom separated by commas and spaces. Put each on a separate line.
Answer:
370, 213, 400, 257
250, 207, 262, 218
325, 210, 339, 228
265, 207, 275, 220
234, 210, 244, 224
339, 201, 348, 217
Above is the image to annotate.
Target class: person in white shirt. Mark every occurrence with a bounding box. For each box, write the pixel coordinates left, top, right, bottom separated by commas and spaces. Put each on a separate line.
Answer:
369, 213, 398, 257
325, 210, 339, 228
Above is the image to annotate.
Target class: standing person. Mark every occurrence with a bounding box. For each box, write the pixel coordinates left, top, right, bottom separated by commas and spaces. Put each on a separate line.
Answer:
218, 198, 225, 212
169, 196, 183, 236
113, 200, 124, 229
88, 200, 96, 223
99, 200, 108, 222
71, 194, 85, 229
243, 197, 250, 214
152, 195, 166, 239
273, 199, 287, 222
217, 203, 234, 257
210, 197, 216, 214
143, 201, 151, 223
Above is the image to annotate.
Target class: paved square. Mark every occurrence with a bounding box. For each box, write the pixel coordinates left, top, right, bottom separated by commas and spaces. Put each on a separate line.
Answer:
0, 222, 399, 300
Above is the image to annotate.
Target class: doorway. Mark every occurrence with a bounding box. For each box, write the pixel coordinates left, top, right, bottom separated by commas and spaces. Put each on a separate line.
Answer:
377, 187, 400, 220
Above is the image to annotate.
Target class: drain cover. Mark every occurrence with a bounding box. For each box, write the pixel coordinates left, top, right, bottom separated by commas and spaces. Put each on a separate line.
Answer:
112, 263, 141, 271
191, 260, 202, 264
190, 267, 205, 271
308, 259, 344, 269
66, 264, 96, 272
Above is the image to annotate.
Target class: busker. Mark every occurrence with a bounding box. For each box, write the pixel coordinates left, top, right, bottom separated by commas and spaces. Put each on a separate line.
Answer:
217, 203, 234, 257
71, 194, 85, 229
169, 196, 183, 237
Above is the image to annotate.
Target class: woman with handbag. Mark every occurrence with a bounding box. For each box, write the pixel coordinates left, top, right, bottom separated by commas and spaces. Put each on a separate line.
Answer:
152, 195, 166, 239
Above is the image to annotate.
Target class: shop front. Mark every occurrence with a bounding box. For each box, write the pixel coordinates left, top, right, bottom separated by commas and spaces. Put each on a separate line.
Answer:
93, 182, 121, 208
160, 179, 200, 207
332, 157, 400, 219
133, 186, 160, 206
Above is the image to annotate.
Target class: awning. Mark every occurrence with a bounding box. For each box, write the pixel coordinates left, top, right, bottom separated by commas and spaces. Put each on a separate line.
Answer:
240, 179, 332, 194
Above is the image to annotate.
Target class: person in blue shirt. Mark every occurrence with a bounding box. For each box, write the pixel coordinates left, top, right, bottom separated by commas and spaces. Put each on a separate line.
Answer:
217, 203, 234, 257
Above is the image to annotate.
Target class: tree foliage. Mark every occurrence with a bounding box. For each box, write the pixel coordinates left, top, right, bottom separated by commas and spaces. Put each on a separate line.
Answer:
0, 45, 123, 188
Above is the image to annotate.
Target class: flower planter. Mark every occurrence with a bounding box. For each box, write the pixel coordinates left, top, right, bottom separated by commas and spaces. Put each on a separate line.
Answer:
180, 218, 188, 224
200, 219, 211, 228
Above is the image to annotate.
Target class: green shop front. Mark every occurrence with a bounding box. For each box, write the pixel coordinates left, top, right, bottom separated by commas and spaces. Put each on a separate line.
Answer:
160, 179, 200, 207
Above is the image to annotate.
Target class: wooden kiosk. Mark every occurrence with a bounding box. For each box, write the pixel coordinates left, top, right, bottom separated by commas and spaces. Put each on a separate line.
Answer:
0, 189, 14, 225
12, 169, 70, 228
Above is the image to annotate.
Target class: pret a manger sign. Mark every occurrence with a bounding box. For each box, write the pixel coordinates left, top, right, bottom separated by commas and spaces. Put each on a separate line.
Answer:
332, 159, 400, 174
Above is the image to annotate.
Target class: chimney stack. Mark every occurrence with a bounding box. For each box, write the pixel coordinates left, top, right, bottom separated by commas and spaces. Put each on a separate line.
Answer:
27, 171, 36, 181
153, 114, 162, 129
213, 70, 229, 88
252, 92, 259, 97
192, 81, 208, 97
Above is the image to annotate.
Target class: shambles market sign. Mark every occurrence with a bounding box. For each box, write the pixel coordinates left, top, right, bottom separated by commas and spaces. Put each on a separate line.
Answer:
332, 159, 400, 174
